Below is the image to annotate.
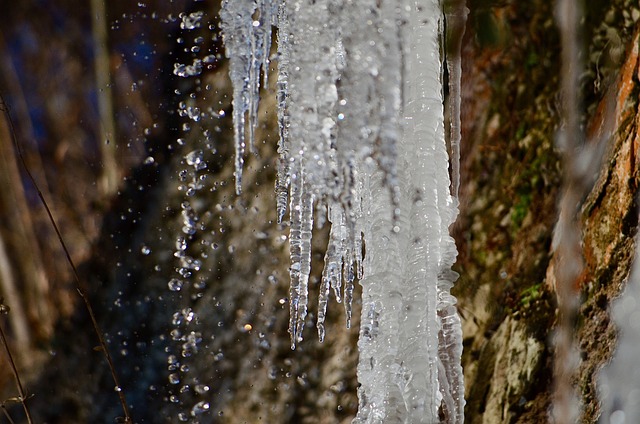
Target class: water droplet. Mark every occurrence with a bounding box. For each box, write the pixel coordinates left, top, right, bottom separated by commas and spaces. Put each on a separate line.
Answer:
185, 149, 206, 171
182, 308, 196, 323
178, 268, 192, 278
268, 367, 278, 380
195, 384, 210, 395
141, 245, 151, 255
191, 401, 210, 416
168, 278, 183, 292
169, 373, 180, 385
180, 11, 203, 30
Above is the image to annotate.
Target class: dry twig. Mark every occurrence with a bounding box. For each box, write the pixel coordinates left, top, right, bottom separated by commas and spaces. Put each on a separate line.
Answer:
0, 96, 132, 423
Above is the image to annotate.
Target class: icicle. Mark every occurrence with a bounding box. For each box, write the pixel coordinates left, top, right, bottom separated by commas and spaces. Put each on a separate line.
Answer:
444, 0, 468, 201
288, 160, 313, 349
220, 0, 276, 194
220, 0, 465, 419
318, 206, 345, 341
343, 251, 355, 329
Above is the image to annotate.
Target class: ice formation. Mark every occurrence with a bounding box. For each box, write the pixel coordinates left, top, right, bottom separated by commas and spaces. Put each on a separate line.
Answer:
598, 223, 640, 423
221, 0, 465, 422
598, 237, 640, 422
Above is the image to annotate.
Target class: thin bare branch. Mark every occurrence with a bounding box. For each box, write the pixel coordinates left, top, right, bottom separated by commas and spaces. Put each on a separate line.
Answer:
0, 317, 32, 424
0, 95, 132, 423
1, 403, 17, 424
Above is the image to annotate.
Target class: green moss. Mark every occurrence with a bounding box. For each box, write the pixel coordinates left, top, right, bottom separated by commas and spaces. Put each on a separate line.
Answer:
510, 192, 532, 231
519, 283, 543, 309
515, 122, 527, 141
525, 50, 540, 70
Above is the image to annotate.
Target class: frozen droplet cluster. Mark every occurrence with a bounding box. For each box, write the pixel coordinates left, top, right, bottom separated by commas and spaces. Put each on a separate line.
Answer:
180, 11, 204, 30
173, 60, 203, 78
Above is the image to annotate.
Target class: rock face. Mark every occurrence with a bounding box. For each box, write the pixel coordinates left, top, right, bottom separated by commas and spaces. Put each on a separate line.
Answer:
458, 2, 640, 423
469, 317, 545, 424
1, 1, 640, 423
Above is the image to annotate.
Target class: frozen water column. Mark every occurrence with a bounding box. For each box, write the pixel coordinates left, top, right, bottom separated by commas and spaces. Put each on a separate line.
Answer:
354, 0, 464, 423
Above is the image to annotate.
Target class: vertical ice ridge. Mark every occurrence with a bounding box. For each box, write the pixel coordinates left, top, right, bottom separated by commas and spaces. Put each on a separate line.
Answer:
313, 0, 340, 198
354, 166, 407, 424
375, 0, 404, 223
333, 0, 379, 202
331, 5, 381, 340
401, 209, 441, 422
406, 0, 465, 421
399, 64, 443, 424
286, 0, 340, 199
275, 0, 290, 223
